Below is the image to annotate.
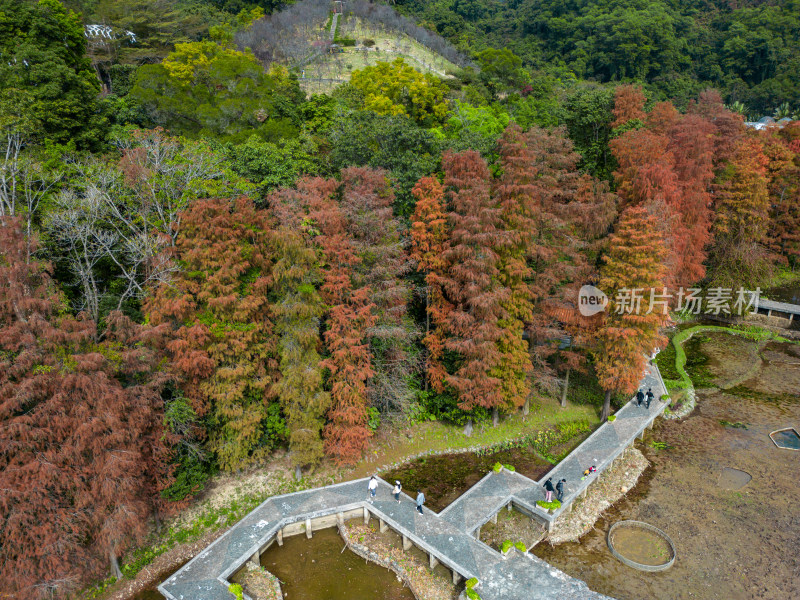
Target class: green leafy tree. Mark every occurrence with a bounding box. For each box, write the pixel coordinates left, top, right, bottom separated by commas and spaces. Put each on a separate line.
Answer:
0, 0, 103, 148
330, 110, 441, 216
129, 41, 304, 140
349, 59, 450, 127
475, 47, 526, 97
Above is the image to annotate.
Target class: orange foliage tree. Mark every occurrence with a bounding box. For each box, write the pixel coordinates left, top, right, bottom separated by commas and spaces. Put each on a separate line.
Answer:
611, 84, 647, 128
146, 197, 277, 472
410, 176, 449, 391
437, 150, 509, 415
594, 206, 668, 420
709, 137, 771, 286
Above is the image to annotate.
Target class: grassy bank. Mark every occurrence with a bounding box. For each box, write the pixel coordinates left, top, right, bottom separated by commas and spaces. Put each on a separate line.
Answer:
656, 322, 798, 418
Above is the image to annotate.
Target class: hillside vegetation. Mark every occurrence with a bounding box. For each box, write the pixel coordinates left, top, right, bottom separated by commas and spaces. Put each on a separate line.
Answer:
392, 0, 800, 114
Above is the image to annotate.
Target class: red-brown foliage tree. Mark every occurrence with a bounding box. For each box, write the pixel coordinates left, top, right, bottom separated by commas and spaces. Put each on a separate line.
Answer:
310, 178, 376, 465
498, 125, 615, 405
594, 206, 668, 420
146, 197, 277, 472
0, 219, 175, 598
410, 176, 449, 392
610, 101, 715, 290
666, 113, 715, 286
437, 151, 509, 413
339, 167, 413, 414
611, 84, 647, 128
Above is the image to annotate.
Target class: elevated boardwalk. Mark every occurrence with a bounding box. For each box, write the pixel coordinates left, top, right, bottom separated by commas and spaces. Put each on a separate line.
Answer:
159, 363, 668, 600
755, 297, 800, 322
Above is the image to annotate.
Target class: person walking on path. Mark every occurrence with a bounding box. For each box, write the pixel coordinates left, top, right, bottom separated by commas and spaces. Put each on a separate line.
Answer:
393, 480, 402, 503
645, 388, 655, 409
636, 389, 644, 407
556, 478, 566, 502
544, 477, 555, 502
368, 476, 378, 503
416, 490, 425, 515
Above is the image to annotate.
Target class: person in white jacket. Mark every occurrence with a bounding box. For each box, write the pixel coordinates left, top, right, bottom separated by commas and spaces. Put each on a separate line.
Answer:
392, 480, 402, 503
367, 476, 378, 503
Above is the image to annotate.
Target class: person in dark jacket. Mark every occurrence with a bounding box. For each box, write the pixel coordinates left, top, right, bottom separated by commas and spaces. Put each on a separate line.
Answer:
636, 389, 645, 406
416, 490, 425, 515
556, 478, 566, 502
645, 388, 655, 408
544, 477, 555, 502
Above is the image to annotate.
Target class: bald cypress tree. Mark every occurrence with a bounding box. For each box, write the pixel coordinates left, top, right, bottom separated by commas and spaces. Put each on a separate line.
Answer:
271, 227, 329, 473
594, 206, 668, 421
438, 150, 508, 415
146, 197, 277, 472
0, 219, 175, 596
410, 176, 449, 391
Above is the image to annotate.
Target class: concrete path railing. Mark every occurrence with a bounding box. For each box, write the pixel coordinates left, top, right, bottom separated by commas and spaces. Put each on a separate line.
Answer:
159, 362, 668, 600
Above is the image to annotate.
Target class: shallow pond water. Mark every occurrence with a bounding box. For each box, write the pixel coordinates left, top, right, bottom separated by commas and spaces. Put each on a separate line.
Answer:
534, 337, 800, 600
770, 428, 800, 449
260, 527, 415, 600
379, 441, 575, 512
765, 280, 800, 305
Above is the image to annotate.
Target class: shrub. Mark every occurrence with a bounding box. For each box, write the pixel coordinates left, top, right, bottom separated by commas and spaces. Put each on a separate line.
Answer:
536, 499, 561, 510
500, 540, 513, 553
465, 577, 478, 589
503, 463, 515, 472
466, 589, 481, 600
661, 394, 670, 401
514, 541, 527, 553
228, 583, 244, 600
607, 415, 616, 422
492, 462, 503, 473
362, 38, 375, 47
339, 38, 357, 46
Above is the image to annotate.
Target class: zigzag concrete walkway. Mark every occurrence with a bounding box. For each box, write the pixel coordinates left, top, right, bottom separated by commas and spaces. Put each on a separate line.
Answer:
159, 363, 668, 600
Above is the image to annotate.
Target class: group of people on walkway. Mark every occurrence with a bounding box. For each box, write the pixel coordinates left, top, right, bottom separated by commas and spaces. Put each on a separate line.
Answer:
543, 477, 567, 502
636, 387, 655, 408
368, 476, 426, 514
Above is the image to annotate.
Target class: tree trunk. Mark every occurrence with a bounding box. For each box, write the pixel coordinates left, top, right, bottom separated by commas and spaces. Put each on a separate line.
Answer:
463, 418, 473, 437
601, 390, 612, 421
492, 407, 499, 427
110, 549, 122, 579
294, 465, 302, 481
560, 369, 570, 408
522, 398, 530, 417
424, 286, 429, 392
